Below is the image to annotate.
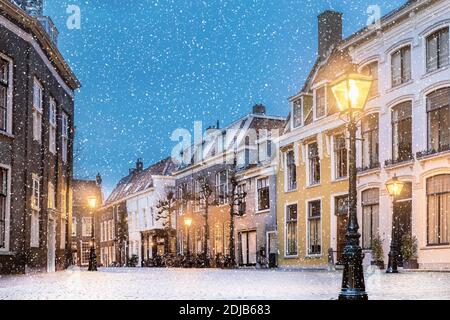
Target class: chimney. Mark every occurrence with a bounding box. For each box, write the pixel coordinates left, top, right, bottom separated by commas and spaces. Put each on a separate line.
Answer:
136, 158, 144, 172
95, 173, 102, 186
318, 10, 342, 59
252, 104, 266, 115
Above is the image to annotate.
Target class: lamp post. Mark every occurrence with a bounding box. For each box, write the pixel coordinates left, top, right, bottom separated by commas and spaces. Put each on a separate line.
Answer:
331, 72, 372, 301
385, 174, 404, 274
87, 196, 98, 271
184, 217, 192, 259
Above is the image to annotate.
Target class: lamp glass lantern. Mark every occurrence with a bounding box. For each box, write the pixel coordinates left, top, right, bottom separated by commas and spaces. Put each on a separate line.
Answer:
331, 73, 373, 113
184, 217, 192, 227
386, 175, 404, 197
88, 196, 97, 209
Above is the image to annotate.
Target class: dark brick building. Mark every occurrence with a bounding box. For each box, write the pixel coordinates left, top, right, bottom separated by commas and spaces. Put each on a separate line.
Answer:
0, 0, 80, 273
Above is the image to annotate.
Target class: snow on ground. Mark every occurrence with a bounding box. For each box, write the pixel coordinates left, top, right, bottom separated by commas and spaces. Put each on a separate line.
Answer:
0, 267, 449, 300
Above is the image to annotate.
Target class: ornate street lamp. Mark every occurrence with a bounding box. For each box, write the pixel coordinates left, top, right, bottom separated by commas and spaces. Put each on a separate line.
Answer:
184, 217, 193, 258
331, 72, 372, 301
385, 174, 404, 274
87, 196, 98, 271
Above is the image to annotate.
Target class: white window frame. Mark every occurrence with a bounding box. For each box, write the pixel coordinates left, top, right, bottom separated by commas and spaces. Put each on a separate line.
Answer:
82, 217, 92, 237
0, 164, 11, 252
425, 26, 450, 73
61, 112, 69, 163
306, 198, 322, 257
47, 181, 55, 209
285, 149, 297, 192
255, 176, 270, 213
0, 53, 13, 135
291, 97, 303, 129
306, 141, 321, 186
332, 133, 348, 181
284, 202, 298, 258
215, 170, 228, 205
30, 174, 41, 248
49, 98, 57, 154
389, 44, 412, 88
32, 78, 43, 143
313, 85, 327, 120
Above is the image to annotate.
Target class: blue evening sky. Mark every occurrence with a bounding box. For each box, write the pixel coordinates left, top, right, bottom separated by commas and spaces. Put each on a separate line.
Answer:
45, 0, 406, 195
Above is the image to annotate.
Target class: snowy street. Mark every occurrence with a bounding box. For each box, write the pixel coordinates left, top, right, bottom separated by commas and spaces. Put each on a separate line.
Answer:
0, 268, 449, 300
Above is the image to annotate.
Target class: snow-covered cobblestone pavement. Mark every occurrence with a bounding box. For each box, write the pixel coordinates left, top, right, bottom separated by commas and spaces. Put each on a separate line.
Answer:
0, 267, 449, 300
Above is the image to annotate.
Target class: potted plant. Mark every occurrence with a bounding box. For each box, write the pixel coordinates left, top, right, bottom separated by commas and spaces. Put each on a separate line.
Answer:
401, 234, 418, 269
370, 234, 385, 269
127, 254, 139, 267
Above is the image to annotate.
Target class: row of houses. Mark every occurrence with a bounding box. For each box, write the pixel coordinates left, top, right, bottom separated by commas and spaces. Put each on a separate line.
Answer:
76, 0, 450, 271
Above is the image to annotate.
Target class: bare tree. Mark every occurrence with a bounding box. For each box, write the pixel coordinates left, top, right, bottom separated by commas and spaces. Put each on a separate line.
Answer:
155, 186, 177, 253
225, 161, 247, 267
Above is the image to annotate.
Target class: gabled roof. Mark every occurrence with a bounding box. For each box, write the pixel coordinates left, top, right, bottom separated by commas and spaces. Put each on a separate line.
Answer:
0, 0, 80, 90
105, 157, 176, 205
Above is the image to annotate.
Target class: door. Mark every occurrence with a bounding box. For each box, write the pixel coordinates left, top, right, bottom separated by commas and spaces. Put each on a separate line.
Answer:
239, 231, 257, 266
47, 219, 56, 272
393, 200, 412, 266
248, 231, 257, 265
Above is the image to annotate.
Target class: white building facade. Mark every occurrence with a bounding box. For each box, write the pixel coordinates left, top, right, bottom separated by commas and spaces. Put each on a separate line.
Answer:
345, 0, 450, 269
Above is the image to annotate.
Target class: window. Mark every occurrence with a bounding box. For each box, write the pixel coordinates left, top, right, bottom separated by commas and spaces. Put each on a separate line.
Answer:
335, 195, 349, 216
61, 112, 69, 163
303, 95, 313, 125
427, 88, 449, 152
308, 142, 320, 185
0, 167, 8, 249
334, 134, 347, 179
362, 188, 379, 249
362, 113, 379, 168
47, 182, 55, 209
257, 177, 270, 211
286, 150, 297, 191
72, 217, 77, 237
257, 131, 272, 163
315, 86, 326, 118
237, 183, 246, 215
0, 58, 11, 133
30, 174, 40, 248
49, 98, 57, 154
214, 223, 223, 254
426, 27, 449, 72
391, 46, 411, 87
216, 171, 228, 204
33, 78, 43, 142
293, 98, 302, 128
361, 61, 378, 98
427, 175, 450, 245
285, 204, 297, 256
60, 217, 66, 249
392, 101, 412, 162
308, 200, 321, 255
31, 175, 40, 211
81, 241, 90, 265
82, 217, 92, 237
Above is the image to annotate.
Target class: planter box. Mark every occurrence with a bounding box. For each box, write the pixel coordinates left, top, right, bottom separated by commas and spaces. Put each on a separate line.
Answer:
403, 259, 419, 269
371, 260, 385, 269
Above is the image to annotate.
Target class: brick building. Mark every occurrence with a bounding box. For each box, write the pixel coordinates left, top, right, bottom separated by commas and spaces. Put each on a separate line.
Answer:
0, 0, 80, 273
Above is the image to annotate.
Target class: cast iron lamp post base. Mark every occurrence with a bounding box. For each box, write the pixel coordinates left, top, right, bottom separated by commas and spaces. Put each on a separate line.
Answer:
386, 240, 399, 273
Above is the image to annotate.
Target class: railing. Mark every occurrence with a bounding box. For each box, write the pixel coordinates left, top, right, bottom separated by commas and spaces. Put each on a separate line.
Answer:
356, 161, 380, 173
384, 153, 414, 167
416, 144, 450, 159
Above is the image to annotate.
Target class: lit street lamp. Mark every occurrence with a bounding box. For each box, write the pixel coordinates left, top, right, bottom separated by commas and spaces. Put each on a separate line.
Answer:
385, 174, 405, 274
184, 217, 192, 259
331, 72, 372, 301
87, 196, 98, 271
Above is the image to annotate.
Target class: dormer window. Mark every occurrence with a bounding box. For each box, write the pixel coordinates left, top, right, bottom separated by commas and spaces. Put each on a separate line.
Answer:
292, 99, 302, 128
303, 95, 313, 125
315, 86, 326, 118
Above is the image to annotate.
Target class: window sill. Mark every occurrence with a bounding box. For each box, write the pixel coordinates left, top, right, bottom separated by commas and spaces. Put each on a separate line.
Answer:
0, 131, 14, 139
421, 65, 450, 80
284, 188, 298, 194
417, 149, 450, 162
256, 209, 270, 214
284, 255, 299, 259
0, 250, 13, 255
306, 254, 322, 259
305, 183, 321, 189
357, 167, 380, 177
421, 245, 450, 250
387, 80, 414, 93
332, 177, 347, 183
384, 159, 415, 171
